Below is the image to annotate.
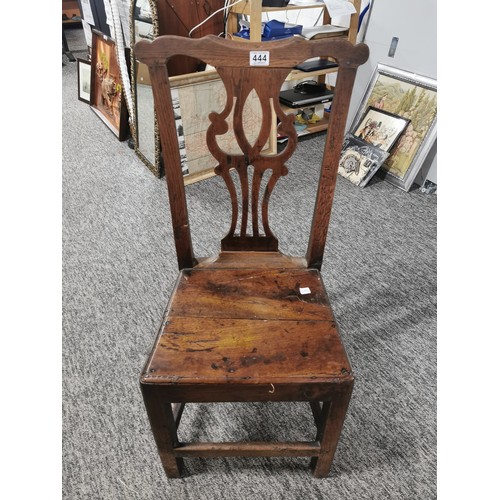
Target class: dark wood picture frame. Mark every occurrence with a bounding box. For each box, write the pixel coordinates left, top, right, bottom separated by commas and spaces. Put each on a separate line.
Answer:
77, 58, 91, 104
90, 29, 129, 141
353, 106, 410, 152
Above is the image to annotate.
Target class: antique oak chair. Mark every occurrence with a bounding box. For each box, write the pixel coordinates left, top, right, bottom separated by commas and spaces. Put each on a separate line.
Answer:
135, 34, 369, 478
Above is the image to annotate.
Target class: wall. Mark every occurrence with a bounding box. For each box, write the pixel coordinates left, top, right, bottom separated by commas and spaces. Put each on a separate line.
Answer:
348, 0, 437, 185
268, 1, 437, 185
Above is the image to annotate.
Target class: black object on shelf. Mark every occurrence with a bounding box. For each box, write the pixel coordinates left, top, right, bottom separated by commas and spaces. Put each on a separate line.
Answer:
295, 58, 339, 73
294, 80, 326, 94
263, 0, 290, 6
279, 87, 333, 108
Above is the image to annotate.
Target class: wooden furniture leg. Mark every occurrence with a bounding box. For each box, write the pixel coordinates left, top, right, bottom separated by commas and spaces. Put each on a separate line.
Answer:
309, 401, 323, 428
311, 381, 354, 478
141, 386, 183, 478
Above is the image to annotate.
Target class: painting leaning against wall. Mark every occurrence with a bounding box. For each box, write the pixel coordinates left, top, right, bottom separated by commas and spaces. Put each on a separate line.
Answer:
350, 64, 437, 191
90, 29, 129, 141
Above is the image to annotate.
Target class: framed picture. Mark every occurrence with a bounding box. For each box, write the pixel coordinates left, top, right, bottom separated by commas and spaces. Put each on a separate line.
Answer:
90, 29, 129, 141
166, 70, 271, 185
338, 133, 389, 188
353, 107, 410, 152
350, 64, 437, 191
77, 58, 91, 103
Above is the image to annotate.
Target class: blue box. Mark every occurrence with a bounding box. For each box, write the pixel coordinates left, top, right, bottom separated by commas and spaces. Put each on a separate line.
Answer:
263, 20, 302, 38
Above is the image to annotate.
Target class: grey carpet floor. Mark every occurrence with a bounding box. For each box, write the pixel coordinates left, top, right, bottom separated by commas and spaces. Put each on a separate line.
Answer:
62, 27, 436, 500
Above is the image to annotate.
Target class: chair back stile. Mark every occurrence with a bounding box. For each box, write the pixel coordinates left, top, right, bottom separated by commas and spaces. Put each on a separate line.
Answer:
135, 35, 369, 270
306, 65, 360, 270
147, 63, 197, 271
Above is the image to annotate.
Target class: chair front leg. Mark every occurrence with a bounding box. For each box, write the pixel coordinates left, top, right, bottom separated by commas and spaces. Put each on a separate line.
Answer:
141, 385, 183, 478
311, 380, 354, 478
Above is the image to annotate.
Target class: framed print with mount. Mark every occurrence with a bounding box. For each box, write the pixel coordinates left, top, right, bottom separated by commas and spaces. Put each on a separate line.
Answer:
350, 64, 437, 191
90, 29, 129, 141
338, 133, 389, 188
353, 107, 410, 152
77, 58, 91, 104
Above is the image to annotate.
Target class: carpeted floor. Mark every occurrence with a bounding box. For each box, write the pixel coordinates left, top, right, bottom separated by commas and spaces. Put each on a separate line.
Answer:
62, 27, 436, 500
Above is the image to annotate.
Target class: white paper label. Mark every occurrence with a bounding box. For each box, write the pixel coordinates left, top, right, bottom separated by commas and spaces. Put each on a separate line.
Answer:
250, 51, 270, 66
299, 287, 311, 295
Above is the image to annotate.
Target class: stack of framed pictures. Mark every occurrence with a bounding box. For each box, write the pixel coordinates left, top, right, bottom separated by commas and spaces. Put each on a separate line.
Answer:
343, 63, 437, 191
338, 107, 410, 188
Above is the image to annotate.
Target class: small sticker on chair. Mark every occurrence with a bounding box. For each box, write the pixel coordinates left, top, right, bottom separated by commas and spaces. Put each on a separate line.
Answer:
250, 51, 269, 66
299, 287, 311, 295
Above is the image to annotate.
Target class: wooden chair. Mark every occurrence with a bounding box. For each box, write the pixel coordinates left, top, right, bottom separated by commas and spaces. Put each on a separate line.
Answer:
135, 34, 369, 478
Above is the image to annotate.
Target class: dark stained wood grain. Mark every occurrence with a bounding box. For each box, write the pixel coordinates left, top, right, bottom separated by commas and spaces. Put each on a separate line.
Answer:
309, 401, 323, 428
136, 33, 368, 477
167, 268, 333, 321
135, 34, 369, 70
141, 385, 183, 478
156, 1, 226, 76
135, 35, 368, 261
139, 380, 353, 404
143, 317, 350, 384
140, 266, 353, 399
195, 251, 307, 269
174, 441, 321, 458
209, 66, 294, 252
148, 64, 196, 270
306, 67, 358, 270
311, 381, 354, 478
172, 403, 185, 428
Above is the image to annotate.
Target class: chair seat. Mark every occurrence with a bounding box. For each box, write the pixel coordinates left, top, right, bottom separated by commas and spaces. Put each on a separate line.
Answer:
141, 263, 352, 393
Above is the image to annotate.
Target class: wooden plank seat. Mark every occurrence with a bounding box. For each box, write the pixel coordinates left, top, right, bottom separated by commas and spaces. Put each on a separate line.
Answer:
135, 34, 369, 477
142, 264, 352, 391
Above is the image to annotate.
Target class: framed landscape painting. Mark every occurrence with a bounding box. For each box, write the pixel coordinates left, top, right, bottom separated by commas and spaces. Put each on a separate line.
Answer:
350, 64, 437, 191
